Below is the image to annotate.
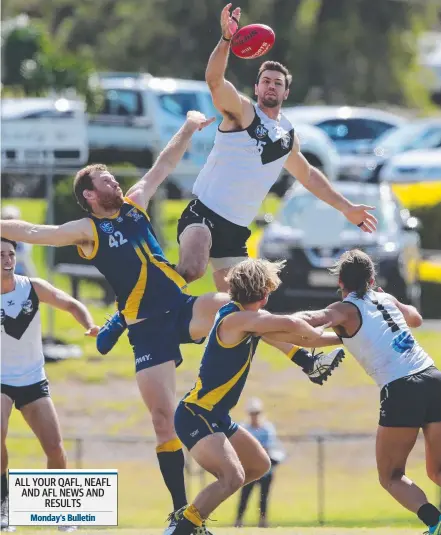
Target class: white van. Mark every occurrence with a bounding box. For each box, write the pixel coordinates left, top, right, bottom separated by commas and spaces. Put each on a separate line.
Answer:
88, 73, 339, 194
1, 97, 89, 169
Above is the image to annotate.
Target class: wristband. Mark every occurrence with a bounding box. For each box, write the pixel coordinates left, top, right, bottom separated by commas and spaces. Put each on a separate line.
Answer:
221, 35, 231, 42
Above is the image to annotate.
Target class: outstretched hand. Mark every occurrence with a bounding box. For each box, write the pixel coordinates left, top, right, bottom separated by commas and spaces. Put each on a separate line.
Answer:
186, 111, 216, 132
85, 326, 100, 337
343, 204, 378, 233
221, 3, 240, 40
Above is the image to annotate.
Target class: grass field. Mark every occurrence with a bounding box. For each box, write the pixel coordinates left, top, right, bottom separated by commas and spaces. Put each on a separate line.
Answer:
3, 197, 441, 529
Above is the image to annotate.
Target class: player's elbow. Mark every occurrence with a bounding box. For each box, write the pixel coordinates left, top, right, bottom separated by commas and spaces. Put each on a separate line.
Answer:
407, 310, 423, 328
205, 73, 223, 91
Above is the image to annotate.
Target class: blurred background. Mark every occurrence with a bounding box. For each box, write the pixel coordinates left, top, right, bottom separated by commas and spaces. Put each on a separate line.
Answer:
1, 0, 441, 529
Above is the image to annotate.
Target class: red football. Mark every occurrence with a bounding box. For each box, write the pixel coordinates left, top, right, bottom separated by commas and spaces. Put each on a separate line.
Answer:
231, 24, 275, 60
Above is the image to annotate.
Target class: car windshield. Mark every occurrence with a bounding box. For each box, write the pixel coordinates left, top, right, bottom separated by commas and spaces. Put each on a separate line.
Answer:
278, 189, 391, 234
375, 123, 441, 152
157, 92, 199, 117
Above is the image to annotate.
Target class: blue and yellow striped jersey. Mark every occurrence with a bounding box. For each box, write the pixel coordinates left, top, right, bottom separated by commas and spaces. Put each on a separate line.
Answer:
77, 198, 187, 321
183, 301, 260, 414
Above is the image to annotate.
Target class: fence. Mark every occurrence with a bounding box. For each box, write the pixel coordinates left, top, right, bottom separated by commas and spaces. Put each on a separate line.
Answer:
9, 432, 441, 527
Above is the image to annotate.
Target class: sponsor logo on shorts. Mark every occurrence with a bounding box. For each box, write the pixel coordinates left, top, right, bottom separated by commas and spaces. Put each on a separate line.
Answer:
135, 354, 152, 365
100, 221, 114, 234
190, 429, 199, 438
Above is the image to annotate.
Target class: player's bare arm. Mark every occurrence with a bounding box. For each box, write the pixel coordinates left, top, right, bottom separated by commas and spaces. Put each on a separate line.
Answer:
284, 134, 378, 233
205, 4, 252, 129
220, 309, 329, 345
377, 288, 423, 328
1, 218, 93, 247
31, 278, 100, 336
126, 111, 215, 209
263, 331, 341, 350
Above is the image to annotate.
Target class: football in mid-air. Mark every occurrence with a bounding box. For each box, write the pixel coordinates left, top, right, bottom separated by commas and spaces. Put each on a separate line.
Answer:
231, 24, 275, 60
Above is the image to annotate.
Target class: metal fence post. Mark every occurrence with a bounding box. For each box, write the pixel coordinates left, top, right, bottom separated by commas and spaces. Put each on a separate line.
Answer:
74, 437, 83, 469
45, 170, 55, 338
317, 435, 325, 526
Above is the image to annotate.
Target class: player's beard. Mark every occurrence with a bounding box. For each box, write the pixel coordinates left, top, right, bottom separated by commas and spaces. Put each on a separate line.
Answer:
97, 192, 124, 211
261, 95, 280, 108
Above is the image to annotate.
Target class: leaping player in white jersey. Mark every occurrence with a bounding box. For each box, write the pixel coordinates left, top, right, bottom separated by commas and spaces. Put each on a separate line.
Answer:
176, 4, 378, 292
291, 249, 441, 535
0, 238, 100, 533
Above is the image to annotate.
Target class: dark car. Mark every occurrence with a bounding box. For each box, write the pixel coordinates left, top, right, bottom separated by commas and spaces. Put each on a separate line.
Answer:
258, 182, 421, 312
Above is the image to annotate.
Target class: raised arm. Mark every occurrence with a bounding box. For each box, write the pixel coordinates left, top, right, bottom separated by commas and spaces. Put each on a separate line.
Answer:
1, 218, 93, 247
32, 278, 99, 336
126, 111, 215, 209
284, 135, 378, 233
205, 5, 249, 124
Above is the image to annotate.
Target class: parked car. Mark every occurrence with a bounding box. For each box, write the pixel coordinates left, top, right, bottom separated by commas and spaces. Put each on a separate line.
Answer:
258, 181, 421, 311
361, 119, 441, 182
378, 147, 441, 184
283, 106, 406, 180
1, 97, 88, 168
87, 73, 339, 196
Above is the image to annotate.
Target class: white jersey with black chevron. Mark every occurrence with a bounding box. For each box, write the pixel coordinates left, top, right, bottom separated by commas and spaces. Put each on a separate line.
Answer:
1, 275, 46, 386
342, 290, 433, 388
192, 104, 295, 227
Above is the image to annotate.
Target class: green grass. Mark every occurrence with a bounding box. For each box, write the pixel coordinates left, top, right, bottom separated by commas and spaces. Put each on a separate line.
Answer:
3, 197, 441, 529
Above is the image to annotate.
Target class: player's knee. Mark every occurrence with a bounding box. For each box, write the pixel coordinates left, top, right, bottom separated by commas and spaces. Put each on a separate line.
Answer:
220, 466, 246, 495
246, 455, 271, 483
378, 467, 403, 489
44, 439, 66, 462
150, 407, 174, 439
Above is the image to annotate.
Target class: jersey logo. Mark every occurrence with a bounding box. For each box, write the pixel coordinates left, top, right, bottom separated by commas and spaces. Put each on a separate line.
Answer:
7, 300, 15, 307
281, 133, 291, 150
21, 299, 34, 315
99, 221, 115, 234
255, 124, 268, 139
116, 216, 124, 223
2, 285, 39, 340
391, 331, 415, 354
126, 207, 143, 222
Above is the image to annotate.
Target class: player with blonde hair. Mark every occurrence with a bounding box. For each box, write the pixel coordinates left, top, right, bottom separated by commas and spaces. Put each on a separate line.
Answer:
170, 258, 342, 534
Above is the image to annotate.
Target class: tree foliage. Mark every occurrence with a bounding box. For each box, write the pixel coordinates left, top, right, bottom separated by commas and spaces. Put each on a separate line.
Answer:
2, 0, 436, 106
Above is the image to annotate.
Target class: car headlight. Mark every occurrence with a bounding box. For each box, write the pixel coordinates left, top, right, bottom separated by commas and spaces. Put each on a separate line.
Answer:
364, 242, 398, 258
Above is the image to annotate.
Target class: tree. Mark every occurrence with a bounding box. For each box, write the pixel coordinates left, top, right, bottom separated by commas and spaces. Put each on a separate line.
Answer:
2, 16, 99, 108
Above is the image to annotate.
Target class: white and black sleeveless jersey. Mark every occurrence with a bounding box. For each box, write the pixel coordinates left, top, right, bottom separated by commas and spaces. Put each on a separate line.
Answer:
193, 104, 295, 227
1, 275, 46, 386
341, 290, 433, 388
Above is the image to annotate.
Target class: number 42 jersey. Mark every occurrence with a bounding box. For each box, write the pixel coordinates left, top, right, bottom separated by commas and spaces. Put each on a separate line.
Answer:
78, 198, 187, 321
